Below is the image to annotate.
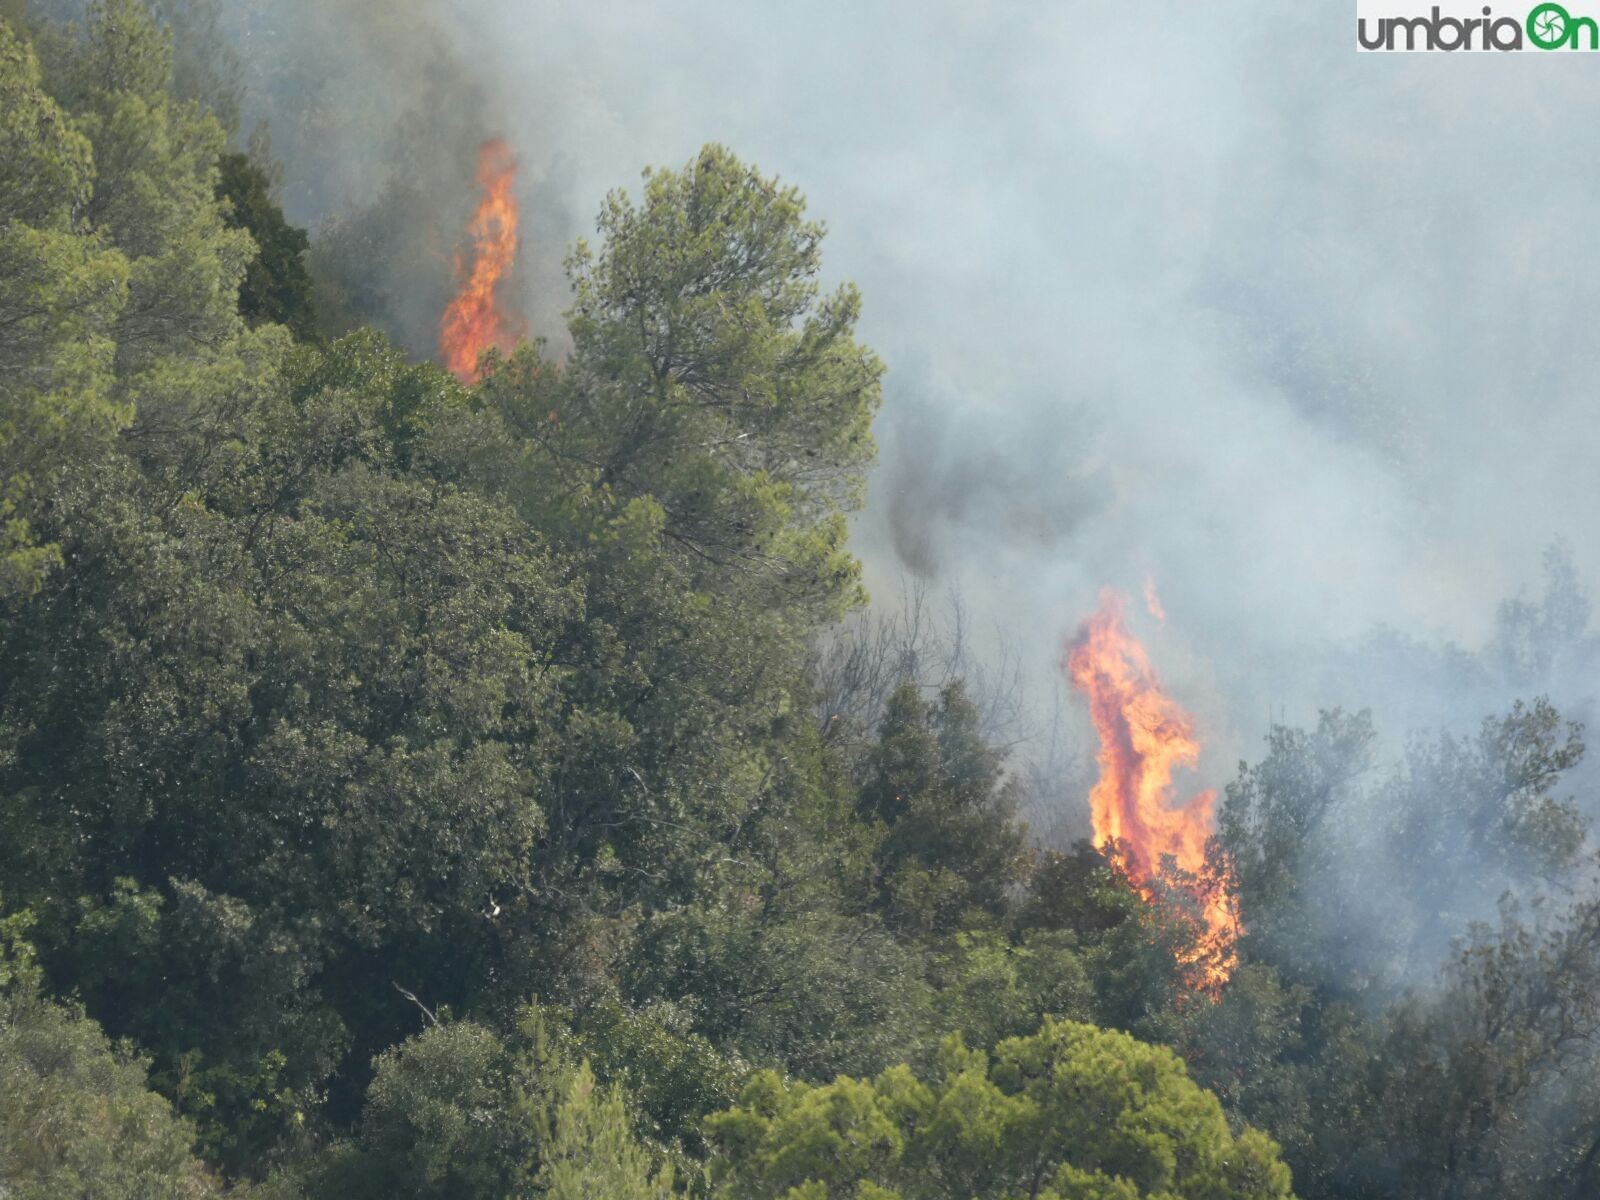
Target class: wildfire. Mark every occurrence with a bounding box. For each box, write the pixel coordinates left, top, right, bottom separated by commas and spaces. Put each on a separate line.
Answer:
440, 138, 524, 383
1066, 588, 1239, 987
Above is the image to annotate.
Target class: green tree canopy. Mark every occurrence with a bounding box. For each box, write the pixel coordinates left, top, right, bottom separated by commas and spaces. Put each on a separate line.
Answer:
216, 150, 318, 340
707, 1018, 1295, 1200
0, 15, 128, 599
269, 1016, 673, 1200
858, 681, 1027, 938
0, 907, 219, 1199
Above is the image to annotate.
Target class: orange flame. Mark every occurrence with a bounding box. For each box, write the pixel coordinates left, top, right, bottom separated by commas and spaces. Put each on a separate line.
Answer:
440, 138, 523, 383
1066, 588, 1238, 987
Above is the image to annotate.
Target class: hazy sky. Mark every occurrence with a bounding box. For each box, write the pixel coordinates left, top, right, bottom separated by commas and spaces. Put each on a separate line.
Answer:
221, 0, 1600, 783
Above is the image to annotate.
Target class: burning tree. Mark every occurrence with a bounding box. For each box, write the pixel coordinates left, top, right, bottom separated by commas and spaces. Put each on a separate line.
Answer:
1067, 587, 1241, 987
440, 138, 524, 382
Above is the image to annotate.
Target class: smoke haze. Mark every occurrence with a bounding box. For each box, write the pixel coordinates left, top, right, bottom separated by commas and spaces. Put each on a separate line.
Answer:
204, 0, 1600, 823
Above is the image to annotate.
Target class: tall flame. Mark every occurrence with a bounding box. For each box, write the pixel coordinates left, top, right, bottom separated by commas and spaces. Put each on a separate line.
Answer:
1066, 588, 1239, 986
440, 138, 523, 383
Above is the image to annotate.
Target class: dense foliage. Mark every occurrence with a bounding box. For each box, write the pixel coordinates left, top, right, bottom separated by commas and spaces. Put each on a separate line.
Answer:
3, 5, 1599, 1200
706, 1019, 1292, 1200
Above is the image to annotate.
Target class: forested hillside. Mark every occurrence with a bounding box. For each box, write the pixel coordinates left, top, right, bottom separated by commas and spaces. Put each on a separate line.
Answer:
3, 5, 1600, 1199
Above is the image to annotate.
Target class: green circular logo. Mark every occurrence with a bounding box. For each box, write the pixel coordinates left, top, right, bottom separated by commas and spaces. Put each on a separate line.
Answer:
1528, 1, 1573, 47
